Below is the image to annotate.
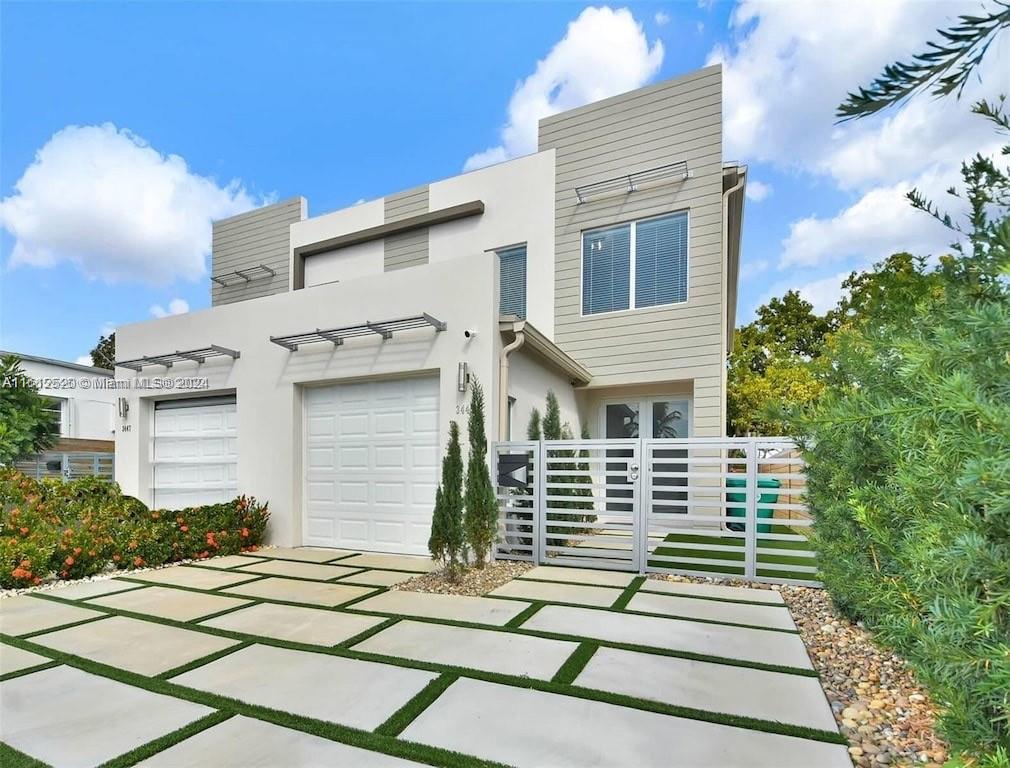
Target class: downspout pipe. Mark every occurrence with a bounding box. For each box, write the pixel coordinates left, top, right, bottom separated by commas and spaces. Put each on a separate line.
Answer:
498, 327, 526, 440
721, 165, 747, 439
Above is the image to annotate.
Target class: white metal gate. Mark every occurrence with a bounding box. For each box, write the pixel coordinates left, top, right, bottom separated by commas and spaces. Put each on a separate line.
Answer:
493, 437, 818, 586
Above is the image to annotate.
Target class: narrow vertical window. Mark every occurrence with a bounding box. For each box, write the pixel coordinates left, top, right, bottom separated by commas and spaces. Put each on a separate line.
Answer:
635, 212, 688, 308
498, 245, 527, 319
582, 224, 631, 314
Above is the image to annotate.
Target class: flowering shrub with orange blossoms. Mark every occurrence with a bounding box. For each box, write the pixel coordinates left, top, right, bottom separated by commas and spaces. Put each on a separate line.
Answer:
0, 469, 269, 587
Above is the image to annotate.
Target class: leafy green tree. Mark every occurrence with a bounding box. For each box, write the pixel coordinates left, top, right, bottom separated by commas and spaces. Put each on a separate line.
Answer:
428, 421, 465, 579
727, 291, 832, 435
463, 379, 497, 567
797, 103, 1010, 760
90, 333, 115, 370
0, 356, 59, 464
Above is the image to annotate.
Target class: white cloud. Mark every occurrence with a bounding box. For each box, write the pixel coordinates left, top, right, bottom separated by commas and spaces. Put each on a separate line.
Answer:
464, 6, 664, 171
740, 257, 769, 279
75, 355, 94, 366
746, 180, 772, 202
709, 0, 985, 178
780, 174, 956, 268
794, 270, 853, 314
0, 123, 263, 285
150, 298, 190, 318
655, 10, 671, 26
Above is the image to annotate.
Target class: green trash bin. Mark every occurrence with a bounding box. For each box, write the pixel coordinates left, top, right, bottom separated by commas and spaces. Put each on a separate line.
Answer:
726, 476, 780, 534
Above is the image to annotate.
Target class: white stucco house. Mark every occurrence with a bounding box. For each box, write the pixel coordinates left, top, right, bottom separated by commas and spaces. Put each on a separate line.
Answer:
114, 64, 746, 554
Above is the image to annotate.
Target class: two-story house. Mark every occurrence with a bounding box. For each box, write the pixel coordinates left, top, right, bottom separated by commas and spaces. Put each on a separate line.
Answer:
114, 64, 745, 554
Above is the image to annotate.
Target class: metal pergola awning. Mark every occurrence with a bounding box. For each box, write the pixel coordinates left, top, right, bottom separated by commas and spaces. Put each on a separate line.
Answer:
270, 313, 447, 352
575, 160, 690, 204
210, 263, 276, 287
116, 345, 241, 371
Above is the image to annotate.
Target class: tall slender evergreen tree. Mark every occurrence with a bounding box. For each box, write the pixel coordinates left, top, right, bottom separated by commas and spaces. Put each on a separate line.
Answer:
463, 379, 497, 567
428, 421, 465, 578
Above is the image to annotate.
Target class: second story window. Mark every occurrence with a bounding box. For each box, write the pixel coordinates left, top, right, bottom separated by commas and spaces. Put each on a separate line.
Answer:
582, 211, 688, 315
498, 245, 527, 319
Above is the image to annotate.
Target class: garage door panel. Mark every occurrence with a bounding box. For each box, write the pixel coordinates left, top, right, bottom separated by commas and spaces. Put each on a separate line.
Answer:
153, 400, 238, 510
305, 375, 438, 555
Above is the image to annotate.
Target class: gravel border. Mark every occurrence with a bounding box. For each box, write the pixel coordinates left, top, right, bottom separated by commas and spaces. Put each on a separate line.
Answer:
647, 573, 948, 767
393, 560, 533, 596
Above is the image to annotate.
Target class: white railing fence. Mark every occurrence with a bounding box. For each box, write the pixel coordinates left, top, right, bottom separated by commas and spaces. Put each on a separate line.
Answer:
14, 451, 115, 481
493, 437, 818, 587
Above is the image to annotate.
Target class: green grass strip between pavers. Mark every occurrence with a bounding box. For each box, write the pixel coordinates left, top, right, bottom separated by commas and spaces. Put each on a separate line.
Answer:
503, 600, 545, 628
375, 673, 460, 738
27, 588, 816, 677
5, 595, 843, 745
611, 576, 646, 610
0, 741, 50, 768
96, 711, 234, 768
0, 659, 60, 683
0, 633, 511, 768
551, 642, 599, 684
157, 640, 252, 680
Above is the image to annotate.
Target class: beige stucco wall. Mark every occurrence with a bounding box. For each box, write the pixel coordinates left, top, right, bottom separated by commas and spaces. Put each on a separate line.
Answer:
115, 253, 499, 546
507, 347, 582, 441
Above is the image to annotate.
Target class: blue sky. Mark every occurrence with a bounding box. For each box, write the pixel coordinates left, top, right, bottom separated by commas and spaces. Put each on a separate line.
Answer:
1, 1, 1002, 364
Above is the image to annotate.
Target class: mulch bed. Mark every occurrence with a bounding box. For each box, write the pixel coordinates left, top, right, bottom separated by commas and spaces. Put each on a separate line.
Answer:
394, 560, 533, 596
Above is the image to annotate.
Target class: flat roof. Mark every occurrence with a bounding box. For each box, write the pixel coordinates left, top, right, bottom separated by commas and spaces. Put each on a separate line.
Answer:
0, 350, 114, 376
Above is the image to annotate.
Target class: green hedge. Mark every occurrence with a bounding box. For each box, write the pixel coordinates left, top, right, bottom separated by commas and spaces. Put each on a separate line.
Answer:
0, 469, 269, 588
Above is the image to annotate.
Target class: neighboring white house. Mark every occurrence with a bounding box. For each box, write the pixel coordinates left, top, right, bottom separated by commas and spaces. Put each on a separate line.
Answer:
3, 350, 117, 444
114, 64, 746, 554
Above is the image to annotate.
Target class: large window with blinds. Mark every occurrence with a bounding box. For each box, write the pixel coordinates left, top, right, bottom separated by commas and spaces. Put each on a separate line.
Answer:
582, 211, 688, 315
498, 245, 527, 319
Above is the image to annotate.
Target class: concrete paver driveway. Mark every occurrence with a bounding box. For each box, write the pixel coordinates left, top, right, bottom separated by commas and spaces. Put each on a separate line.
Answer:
1, 548, 849, 767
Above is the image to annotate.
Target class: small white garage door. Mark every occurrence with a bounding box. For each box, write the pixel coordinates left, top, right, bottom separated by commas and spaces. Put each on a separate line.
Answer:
304, 375, 439, 555
152, 397, 238, 510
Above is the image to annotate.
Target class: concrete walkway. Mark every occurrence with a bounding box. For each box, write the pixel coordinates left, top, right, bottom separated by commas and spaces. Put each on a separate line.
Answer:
0, 550, 848, 767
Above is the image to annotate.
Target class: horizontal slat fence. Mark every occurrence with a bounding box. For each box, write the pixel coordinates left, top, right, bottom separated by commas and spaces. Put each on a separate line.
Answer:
13, 452, 115, 481
493, 437, 819, 587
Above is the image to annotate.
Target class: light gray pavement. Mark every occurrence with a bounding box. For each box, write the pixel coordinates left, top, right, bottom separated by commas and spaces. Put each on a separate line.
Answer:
400, 677, 851, 768
172, 643, 436, 730
576, 646, 838, 731
522, 565, 636, 587
201, 602, 386, 646
627, 590, 796, 630
523, 604, 813, 669
31, 615, 239, 676
0, 665, 212, 768
127, 566, 260, 590
338, 569, 416, 587
235, 558, 363, 581
192, 554, 267, 569
352, 590, 530, 626
0, 595, 105, 636
640, 578, 786, 604
353, 619, 578, 680
339, 553, 437, 572
135, 715, 424, 767
254, 547, 352, 563
222, 577, 375, 607
0, 643, 50, 675
491, 579, 623, 607
89, 585, 251, 622
45, 578, 142, 601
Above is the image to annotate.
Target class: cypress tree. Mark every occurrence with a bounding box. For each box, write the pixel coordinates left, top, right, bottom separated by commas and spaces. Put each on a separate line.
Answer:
428, 421, 465, 578
463, 379, 497, 567
526, 408, 541, 440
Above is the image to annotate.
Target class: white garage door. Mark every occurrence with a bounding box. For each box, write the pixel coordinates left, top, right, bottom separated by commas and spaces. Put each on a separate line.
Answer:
304, 375, 439, 554
152, 397, 238, 510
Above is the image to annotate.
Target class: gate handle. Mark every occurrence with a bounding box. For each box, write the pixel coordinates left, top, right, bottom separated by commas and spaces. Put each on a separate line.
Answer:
629, 463, 640, 472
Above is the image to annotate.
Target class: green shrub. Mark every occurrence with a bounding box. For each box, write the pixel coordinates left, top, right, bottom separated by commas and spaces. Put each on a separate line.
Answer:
463, 379, 497, 567
796, 145, 1010, 757
0, 469, 270, 583
429, 421, 465, 578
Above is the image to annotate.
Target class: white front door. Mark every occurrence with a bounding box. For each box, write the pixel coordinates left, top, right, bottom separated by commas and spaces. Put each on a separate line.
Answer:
152, 397, 238, 509
304, 375, 439, 554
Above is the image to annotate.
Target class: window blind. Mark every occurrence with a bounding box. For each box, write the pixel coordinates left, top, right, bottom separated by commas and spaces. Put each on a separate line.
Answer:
635, 212, 688, 308
498, 245, 527, 319
582, 224, 631, 314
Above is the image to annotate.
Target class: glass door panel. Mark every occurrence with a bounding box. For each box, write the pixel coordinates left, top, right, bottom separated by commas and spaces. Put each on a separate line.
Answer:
650, 399, 689, 514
